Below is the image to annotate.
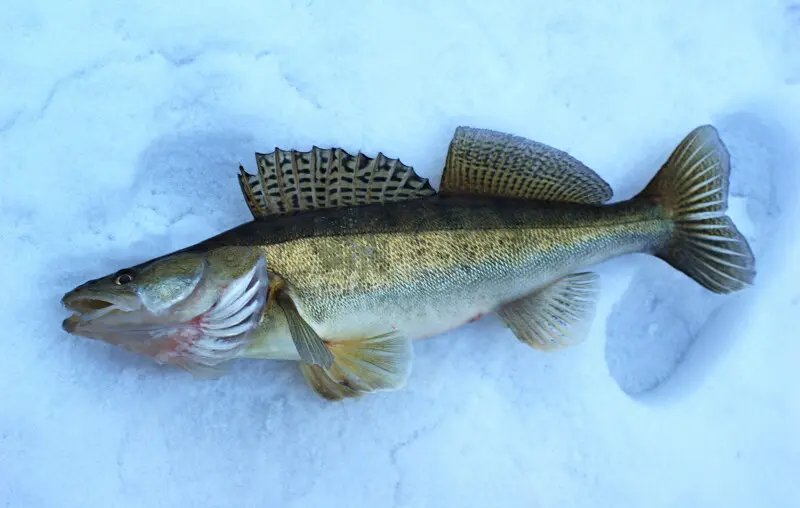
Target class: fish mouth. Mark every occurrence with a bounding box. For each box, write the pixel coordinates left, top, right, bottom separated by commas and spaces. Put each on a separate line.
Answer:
59, 256, 269, 376
69, 297, 115, 314
61, 293, 141, 331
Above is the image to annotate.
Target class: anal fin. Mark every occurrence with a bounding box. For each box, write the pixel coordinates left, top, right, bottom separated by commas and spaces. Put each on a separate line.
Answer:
497, 272, 599, 350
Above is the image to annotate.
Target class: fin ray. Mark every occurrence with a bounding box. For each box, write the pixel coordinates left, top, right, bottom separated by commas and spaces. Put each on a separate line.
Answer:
638, 125, 756, 293
238, 146, 436, 219
298, 363, 362, 401
276, 293, 335, 368
497, 272, 600, 351
297, 330, 413, 401
441, 126, 612, 204
325, 331, 413, 392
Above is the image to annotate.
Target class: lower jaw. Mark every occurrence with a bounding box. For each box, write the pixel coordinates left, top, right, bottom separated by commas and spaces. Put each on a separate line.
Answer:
62, 315, 80, 333
62, 315, 100, 338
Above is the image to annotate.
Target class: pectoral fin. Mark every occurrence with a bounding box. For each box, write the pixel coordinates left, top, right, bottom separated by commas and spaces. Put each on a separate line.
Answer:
298, 330, 413, 401
276, 293, 335, 368
497, 272, 599, 350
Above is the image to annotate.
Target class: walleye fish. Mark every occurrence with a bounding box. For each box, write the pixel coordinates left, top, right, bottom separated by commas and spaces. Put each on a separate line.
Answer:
61, 125, 755, 400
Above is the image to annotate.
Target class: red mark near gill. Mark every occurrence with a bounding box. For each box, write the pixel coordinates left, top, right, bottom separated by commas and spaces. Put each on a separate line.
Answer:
189, 313, 205, 326
468, 313, 483, 324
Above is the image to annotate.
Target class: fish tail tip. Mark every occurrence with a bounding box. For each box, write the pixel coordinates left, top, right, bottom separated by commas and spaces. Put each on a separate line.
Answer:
637, 125, 756, 294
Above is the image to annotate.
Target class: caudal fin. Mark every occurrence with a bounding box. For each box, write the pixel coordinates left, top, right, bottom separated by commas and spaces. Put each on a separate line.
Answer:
637, 125, 756, 293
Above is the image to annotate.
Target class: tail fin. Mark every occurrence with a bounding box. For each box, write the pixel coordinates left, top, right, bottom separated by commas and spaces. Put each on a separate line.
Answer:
637, 125, 756, 293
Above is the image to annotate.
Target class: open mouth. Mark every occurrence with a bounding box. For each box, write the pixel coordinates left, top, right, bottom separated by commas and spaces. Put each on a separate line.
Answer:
72, 299, 114, 312
61, 294, 142, 336
63, 296, 122, 321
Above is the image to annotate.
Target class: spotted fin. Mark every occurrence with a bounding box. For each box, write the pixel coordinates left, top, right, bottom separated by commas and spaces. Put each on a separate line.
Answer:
298, 330, 413, 401
237, 147, 436, 219
441, 126, 613, 204
497, 272, 599, 350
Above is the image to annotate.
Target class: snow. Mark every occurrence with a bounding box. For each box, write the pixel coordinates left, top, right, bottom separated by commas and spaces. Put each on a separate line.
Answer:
1, 1, 798, 507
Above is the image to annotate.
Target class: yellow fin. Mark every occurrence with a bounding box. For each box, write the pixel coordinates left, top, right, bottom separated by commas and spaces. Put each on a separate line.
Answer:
497, 272, 599, 350
237, 146, 436, 219
637, 125, 756, 293
441, 126, 613, 204
325, 331, 413, 392
298, 330, 413, 401
298, 363, 362, 401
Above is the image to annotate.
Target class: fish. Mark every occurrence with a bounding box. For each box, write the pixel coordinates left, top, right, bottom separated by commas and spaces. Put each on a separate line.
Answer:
61, 124, 756, 400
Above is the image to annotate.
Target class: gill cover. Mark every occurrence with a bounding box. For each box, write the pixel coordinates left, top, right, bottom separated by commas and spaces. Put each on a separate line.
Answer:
135, 253, 207, 314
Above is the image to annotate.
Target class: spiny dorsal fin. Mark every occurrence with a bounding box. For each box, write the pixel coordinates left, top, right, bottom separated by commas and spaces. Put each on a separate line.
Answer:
238, 146, 437, 219
441, 126, 613, 204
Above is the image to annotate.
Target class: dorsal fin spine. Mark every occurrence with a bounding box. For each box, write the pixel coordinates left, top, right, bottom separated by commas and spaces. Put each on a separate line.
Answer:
381, 154, 394, 202
309, 146, 319, 207
238, 144, 436, 219
256, 155, 274, 215
274, 147, 287, 213
353, 152, 363, 206
336, 148, 344, 206
289, 149, 304, 211
365, 152, 377, 203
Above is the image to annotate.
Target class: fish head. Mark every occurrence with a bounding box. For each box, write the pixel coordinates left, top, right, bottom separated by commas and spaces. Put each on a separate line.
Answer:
61, 246, 269, 374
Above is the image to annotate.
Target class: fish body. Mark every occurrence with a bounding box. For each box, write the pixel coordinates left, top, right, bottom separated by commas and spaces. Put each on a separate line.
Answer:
206, 197, 669, 358
61, 125, 755, 400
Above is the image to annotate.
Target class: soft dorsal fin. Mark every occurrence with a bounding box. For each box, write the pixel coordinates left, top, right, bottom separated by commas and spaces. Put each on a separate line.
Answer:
440, 126, 613, 204
237, 146, 436, 219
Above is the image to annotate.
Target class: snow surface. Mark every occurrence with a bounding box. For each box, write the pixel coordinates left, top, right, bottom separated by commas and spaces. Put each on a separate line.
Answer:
1, 1, 799, 507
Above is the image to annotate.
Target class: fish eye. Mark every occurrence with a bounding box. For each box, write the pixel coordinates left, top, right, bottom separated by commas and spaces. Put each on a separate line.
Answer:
114, 271, 135, 285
